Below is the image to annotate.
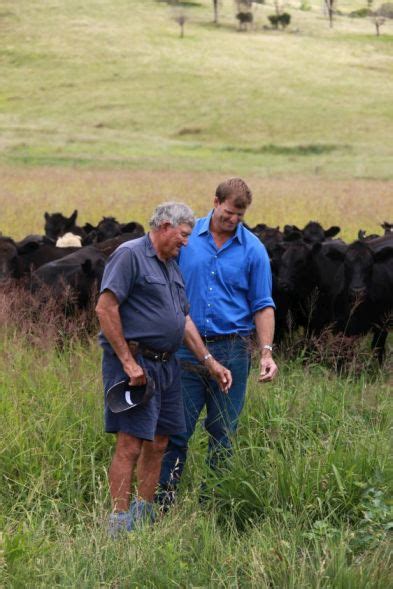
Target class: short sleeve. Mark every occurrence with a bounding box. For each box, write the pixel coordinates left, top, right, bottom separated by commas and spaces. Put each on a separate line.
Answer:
100, 247, 138, 304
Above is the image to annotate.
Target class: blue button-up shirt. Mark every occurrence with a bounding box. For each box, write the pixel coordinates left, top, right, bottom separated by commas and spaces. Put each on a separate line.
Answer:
178, 210, 275, 336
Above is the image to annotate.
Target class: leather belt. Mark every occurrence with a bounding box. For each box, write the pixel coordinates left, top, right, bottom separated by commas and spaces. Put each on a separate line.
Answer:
127, 340, 172, 363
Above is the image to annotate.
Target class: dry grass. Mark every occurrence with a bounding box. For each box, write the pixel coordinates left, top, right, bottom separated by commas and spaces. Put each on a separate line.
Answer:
1, 165, 392, 241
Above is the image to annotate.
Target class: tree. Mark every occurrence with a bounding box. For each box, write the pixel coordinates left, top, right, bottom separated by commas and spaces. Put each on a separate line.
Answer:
324, 0, 335, 27
213, 0, 219, 24
174, 11, 188, 37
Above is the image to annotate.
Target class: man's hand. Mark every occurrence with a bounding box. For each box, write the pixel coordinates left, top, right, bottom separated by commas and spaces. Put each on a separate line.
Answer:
258, 354, 278, 383
205, 358, 232, 394
123, 359, 147, 387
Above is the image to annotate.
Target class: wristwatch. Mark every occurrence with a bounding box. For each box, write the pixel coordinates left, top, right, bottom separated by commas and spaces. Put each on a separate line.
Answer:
262, 344, 273, 352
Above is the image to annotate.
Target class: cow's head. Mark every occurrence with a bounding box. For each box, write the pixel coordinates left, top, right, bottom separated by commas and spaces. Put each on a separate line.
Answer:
44, 210, 78, 242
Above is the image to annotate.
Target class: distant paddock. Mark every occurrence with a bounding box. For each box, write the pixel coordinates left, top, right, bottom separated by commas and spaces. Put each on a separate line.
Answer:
1, 165, 392, 242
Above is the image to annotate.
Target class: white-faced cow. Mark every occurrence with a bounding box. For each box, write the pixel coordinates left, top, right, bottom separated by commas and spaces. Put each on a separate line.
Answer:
44, 210, 86, 243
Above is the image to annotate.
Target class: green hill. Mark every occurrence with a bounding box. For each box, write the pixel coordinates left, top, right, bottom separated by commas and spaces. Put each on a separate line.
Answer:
1, 0, 392, 178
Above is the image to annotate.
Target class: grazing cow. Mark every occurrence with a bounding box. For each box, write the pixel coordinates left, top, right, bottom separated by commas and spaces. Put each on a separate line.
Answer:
284, 221, 341, 243
31, 246, 106, 311
0, 235, 78, 281
327, 235, 393, 362
44, 210, 86, 243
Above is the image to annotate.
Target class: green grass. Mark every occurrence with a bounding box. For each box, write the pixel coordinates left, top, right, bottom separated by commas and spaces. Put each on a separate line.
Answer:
1, 0, 393, 178
0, 334, 392, 587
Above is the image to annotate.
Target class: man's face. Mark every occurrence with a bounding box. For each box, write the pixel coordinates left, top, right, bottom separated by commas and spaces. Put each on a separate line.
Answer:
213, 195, 247, 233
161, 223, 193, 259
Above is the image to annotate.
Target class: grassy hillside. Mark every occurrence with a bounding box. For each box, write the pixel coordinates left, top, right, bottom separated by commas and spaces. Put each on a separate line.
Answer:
1, 0, 392, 178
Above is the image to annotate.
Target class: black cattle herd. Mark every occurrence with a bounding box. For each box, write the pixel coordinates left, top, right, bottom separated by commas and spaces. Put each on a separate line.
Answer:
0, 211, 392, 363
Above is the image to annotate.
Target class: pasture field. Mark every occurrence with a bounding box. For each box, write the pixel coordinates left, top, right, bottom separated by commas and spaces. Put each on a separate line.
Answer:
1, 1, 393, 587
0, 0, 393, 179
0, 330, 392, 588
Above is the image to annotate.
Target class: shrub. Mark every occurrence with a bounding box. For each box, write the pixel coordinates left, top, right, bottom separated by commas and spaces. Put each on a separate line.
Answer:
349, 7, 372, 16
268, 12, 291, 28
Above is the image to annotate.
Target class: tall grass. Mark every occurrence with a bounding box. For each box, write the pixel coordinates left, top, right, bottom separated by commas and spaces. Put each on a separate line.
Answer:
1, 323, 391, 587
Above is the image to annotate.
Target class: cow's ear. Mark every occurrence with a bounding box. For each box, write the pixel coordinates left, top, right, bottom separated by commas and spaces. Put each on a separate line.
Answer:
83, 222, 95, 233
284, 224, 300, 233
374, 247, 393, 263
17, 241, 40, 255
324, 226, 340, 238
44, 212, 49, 221
326, 247, 346, 261
69, 210, 78, 224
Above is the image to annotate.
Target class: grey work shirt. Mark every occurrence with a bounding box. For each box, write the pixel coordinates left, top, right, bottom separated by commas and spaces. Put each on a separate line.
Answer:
99, 234, 189, 353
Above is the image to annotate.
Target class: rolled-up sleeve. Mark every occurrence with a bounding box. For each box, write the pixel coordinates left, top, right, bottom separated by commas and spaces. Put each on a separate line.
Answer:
247, 244, 275, 313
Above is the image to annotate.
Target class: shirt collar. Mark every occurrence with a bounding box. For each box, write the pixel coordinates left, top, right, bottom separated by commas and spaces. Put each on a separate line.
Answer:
145, 233, 157, 257
198, 209, 243, 244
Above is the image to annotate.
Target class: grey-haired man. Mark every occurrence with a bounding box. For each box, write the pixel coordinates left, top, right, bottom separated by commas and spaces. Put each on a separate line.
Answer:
96, 202, 232, 535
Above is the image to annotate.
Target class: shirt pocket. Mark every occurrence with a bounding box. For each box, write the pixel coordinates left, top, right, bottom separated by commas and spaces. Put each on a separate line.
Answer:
221, 265, 248, 289
144, 274, 167, 286
142, 275, 168, 302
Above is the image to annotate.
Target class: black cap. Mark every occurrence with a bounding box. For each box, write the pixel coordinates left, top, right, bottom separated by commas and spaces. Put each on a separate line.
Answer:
106, 373, 155, 413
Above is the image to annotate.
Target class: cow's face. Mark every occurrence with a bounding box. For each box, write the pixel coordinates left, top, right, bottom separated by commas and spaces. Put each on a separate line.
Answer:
278, 242, 311, 294
0, 238, 18, 280
44, 210, 78, 241
96, 217, 122, 242
344, 243, 373, 300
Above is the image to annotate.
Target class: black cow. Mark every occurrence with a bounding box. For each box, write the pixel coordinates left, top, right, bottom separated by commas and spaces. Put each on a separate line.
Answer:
358, 229, 381, 241
83, 217, 123, 245
381, 221, 393, 234
327, 235, 393, 362
83, 218, 144, 245
44, 210, 86, 243
276, 237, 346, 337
31, 246, 106, 311
284, 221, 341, 243
0, 235, 78, 281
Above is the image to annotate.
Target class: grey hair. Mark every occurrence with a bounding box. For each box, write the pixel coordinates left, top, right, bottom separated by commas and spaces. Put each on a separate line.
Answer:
149, 202, 195, 230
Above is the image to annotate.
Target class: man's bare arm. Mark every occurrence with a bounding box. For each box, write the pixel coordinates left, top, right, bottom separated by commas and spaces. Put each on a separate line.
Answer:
95, 291, 145, 385
183, 315, 232, 393
254, 307, 278, 383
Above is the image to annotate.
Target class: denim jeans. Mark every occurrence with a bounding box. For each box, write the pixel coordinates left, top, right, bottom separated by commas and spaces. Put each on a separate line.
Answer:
159, 337, 251, 490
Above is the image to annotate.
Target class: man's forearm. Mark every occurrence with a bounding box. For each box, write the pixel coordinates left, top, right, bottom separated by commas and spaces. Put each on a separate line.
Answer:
182, 315, 211, 362
254, 307, 275, 353
95, 292, 134, 366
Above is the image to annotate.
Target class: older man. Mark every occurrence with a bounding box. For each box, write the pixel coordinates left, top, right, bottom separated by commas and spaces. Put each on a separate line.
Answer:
159, 178, 278, 501
96, 202, 231, 535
